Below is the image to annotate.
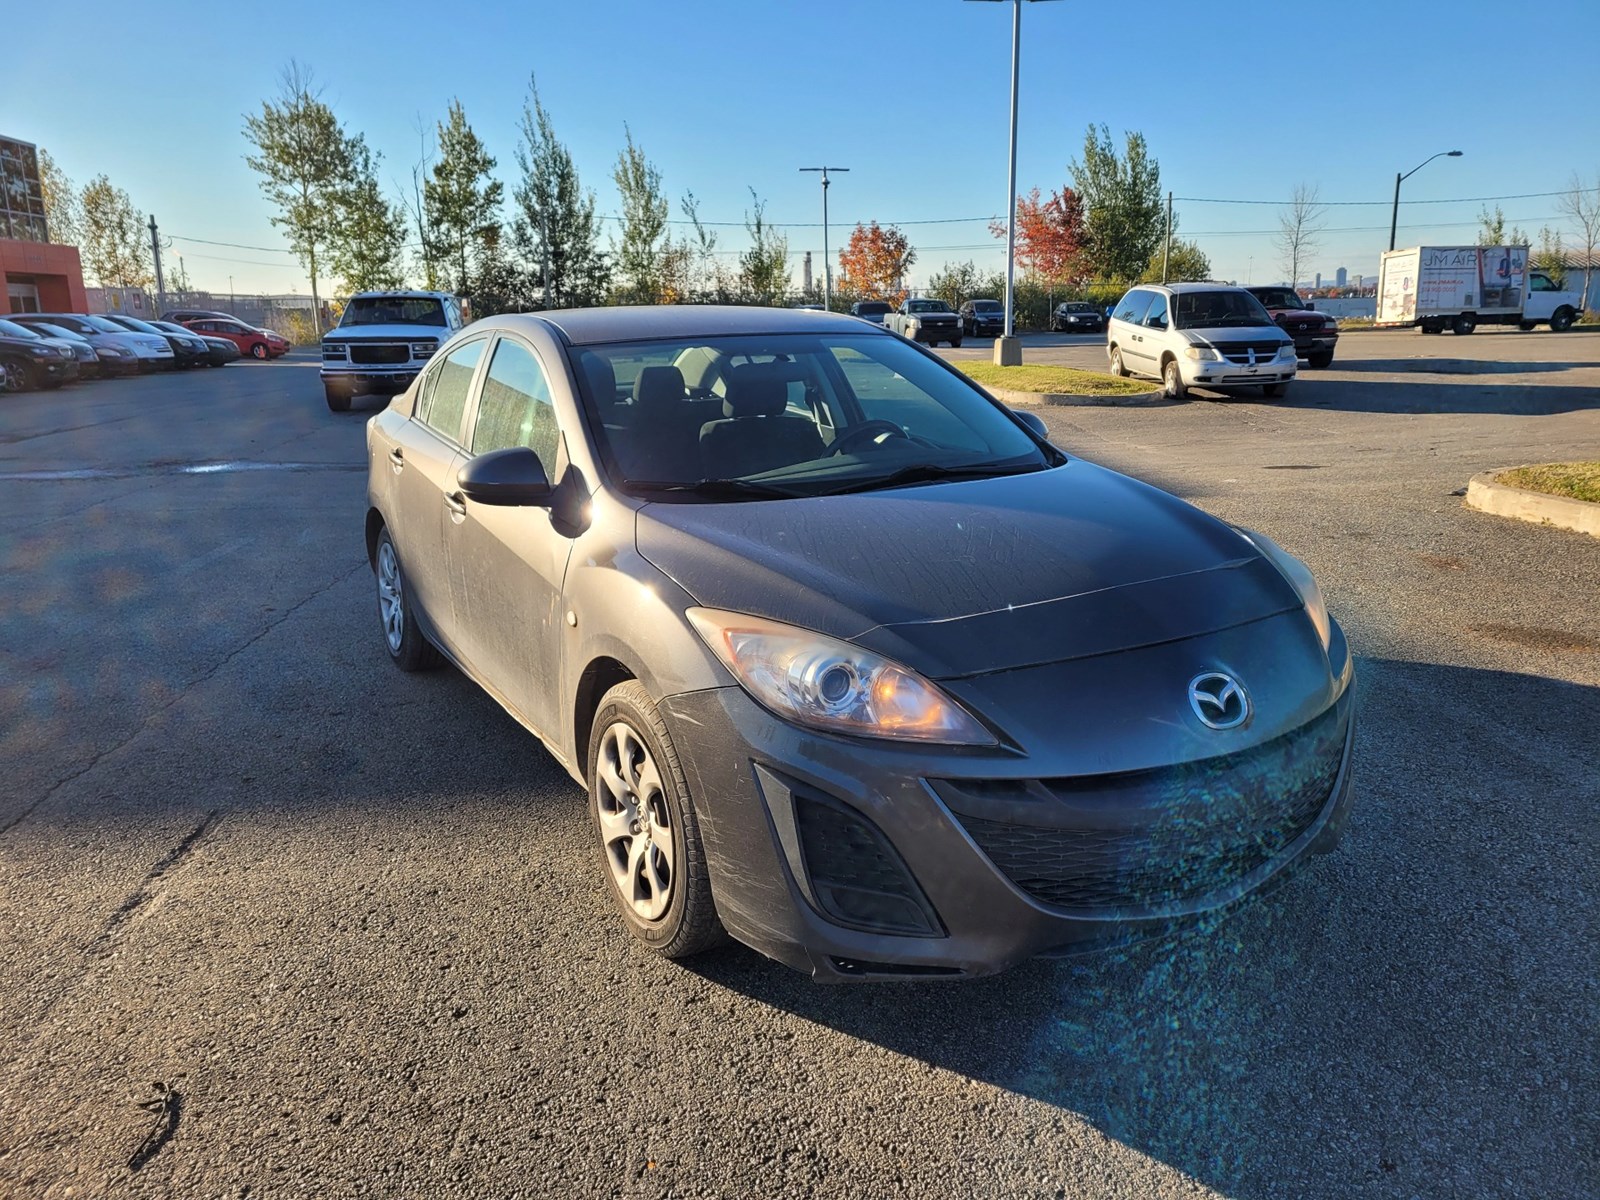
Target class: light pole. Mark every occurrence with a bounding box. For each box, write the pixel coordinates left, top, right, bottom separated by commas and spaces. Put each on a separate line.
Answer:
970, 0, 1059, 365
1389, 150, 1463, 251
799, 166, 848, 311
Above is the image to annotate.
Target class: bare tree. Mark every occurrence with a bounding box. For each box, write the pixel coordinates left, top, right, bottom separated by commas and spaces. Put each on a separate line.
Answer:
1556, 172, 1600, 312
1276, 184, 1325, 289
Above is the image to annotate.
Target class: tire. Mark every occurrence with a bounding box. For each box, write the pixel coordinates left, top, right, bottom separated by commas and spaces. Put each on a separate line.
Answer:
1451, 313, 1476, 336
250, 342, 268, 359
1519, 322, 1536, 332
1550, 307, 1575, 333
1307, 351, 1334, 369
1109, 347, 1128, 377
373, 527, 443, 672
1161, 357, 1186, 400
1261, 382, 1289, 399
3, 361, 30, 392
325, 383, 351, 412
209, 361, 226, 368
588, 680, 724, 960
1419, 322, 1440, 335
950, 337, 963, 348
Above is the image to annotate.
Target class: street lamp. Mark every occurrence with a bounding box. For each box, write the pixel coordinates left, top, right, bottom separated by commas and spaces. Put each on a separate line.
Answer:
799, 166, 849, 311
1389, 150, 1463, 251
969, 0, 1060, 365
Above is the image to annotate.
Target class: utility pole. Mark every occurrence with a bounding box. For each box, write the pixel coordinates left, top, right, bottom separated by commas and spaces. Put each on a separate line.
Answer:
148, 215, 167, 315
229, 276, 235, 316
800, 167, 849, 311
1161, 192, 1173, 283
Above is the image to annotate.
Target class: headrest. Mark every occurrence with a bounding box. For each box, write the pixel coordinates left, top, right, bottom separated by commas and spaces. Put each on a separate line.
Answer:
634, 364, 685, 409
722, 362, 790, 418
580, 353, 618, 412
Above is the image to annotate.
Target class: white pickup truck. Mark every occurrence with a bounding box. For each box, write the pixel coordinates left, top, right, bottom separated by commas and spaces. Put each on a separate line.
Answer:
1376, 246, 1582, 334
883, 298, 963, 347
320, 290, 465, 411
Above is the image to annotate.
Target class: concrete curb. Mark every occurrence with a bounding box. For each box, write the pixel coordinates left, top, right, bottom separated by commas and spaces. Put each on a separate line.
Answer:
979, 383, 1168, 409
1465, 470, 1600, 538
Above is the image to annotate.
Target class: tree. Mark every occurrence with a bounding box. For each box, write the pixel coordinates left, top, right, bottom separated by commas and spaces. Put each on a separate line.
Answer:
989, 185, 1085, 288
78, 175, 152, 288
512, 77, 609, 308
611, 126, 670, 303
1140, 238, 1211, 284
738, 190, 790, 304
926, 260, 983, 308
329, 148, 408, 293
837, 221, 913, 304
1556, 173, 1599, 311
1475, 204, 1527, 248
1069, 125, 1164, 282
37, 149, 79, 245
1531, 226, 1568, 290
469, 230, 538, 316
243, 62, 363, 334
677, 191, 725, 301
425, 99, 503, 295
1277, 184, 1325, 289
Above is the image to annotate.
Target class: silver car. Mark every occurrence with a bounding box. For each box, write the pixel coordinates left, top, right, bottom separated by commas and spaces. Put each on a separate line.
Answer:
364, 306, 1355, 981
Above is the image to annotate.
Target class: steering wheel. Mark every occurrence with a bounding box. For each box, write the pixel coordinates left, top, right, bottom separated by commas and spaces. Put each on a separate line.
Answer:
830, 420, 910, 456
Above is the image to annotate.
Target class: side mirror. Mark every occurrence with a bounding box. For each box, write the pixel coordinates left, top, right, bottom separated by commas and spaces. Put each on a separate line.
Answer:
1304, 301, 1315, 310
1011, 409, 1049, 439
457, 446, 553, 507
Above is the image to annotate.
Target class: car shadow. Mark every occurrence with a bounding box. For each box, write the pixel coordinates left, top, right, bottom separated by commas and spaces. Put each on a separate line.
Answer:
683, 657, 1600, 1198
1329, 358, 1593, 375
1182, 376, 1600, 416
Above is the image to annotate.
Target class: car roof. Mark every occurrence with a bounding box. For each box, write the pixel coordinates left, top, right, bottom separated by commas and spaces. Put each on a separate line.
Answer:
525, 305, 880, 346
348, 290, 453, 300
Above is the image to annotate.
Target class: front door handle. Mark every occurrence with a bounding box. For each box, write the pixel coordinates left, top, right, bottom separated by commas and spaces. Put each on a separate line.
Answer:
444, 491, 466, 518
388, 448, 404, 472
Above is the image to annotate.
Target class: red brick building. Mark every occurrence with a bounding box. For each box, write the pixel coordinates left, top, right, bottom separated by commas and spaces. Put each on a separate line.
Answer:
2, 134, 89, 314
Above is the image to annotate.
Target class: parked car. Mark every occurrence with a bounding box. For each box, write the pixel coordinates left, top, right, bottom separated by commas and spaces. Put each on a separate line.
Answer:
321, 289, 464, 411
959, 299, 1005, 337
13, 320, 105, 379
17, 313, 174, 371
152, 319, 228, 367
363, 305, 1354, 980
102, 313, 209, 369
1245, 287, 1339, 368
24, 319, 136, 376
0, 317, 93, 382
884, 298, 962, 346
160, 308, 239, 325
1107, 283, 1297, 400
1050, 301, 1106, 334
194, 334, 242, 367
848, 300, 892, 326
177, 316, 287, 360
0, 321, 79, 391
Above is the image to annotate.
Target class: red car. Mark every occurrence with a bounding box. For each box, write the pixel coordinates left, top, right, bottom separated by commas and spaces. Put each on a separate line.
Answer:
178, 317, 290, 360
1244, 287, 1339, 369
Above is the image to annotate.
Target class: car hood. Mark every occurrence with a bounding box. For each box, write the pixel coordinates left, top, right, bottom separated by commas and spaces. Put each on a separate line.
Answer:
1184, 326, 1293, 347
635, 460, 1304, 679
324, 324, 447, 342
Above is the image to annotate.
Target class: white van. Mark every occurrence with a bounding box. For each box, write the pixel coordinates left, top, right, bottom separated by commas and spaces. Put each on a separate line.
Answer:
1107, 283, 1298, 400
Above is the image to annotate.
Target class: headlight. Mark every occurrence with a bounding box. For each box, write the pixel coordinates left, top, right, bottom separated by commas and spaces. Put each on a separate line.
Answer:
28, 346, 52, 357
1235, 529, 1331, 650
686, 608, 996, 745
411, 341, 436, 358
101, 346, 131, 357
1277, 344, 1298, 360
1183, 345, 1220, 361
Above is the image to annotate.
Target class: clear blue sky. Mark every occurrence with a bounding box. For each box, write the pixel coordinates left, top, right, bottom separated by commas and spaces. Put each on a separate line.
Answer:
12, 0, 1599, 295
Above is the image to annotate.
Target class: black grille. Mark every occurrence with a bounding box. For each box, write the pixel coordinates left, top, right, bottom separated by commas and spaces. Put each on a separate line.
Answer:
350, 343, 410, 365
1216, 341, 1289, 364
794, 795, 941, 936
937, 706, 1345, 913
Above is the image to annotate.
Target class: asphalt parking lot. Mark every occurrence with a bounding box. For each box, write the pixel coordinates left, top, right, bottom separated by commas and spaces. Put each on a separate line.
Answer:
2, 332, 1597, 1198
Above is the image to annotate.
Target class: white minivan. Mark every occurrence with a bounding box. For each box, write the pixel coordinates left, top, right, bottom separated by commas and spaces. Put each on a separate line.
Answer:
1107, 282, 1297, 400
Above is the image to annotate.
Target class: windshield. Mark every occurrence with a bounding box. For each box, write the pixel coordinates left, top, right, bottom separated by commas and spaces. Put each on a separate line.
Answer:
854, 302, 890, 315
0, 319, 41, 339
1173, 290, 1276, 330
1059, 303, 1095, 313
114, 316, 165, 334
33, 323, 84, 341
82, 315, 130, 334
1251, 288, 1306, 310
339, 296, 446, 327
971, 300, 1002, 312
906, 300, 951, 313
570, 333, 1055, 500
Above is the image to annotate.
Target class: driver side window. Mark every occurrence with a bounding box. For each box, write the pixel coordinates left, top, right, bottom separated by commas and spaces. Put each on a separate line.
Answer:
1144, 294, 1169, 329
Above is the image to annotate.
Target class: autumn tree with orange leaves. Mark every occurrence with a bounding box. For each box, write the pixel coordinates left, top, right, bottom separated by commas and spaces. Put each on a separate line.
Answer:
989, 186, 1086, 291
837, 222, 916, 305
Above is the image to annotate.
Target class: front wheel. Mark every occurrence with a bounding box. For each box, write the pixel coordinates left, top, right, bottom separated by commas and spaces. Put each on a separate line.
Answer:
1550, 307, 1575, 333
589, 681, 724, 960
3, 361, 30, 392
949, 337, 963, 348
250, 343, 268, 359
1109, 347, 1128, 377
325, 383, 351, 412
374, 527, 442, 672
1162, 358, 1186, 399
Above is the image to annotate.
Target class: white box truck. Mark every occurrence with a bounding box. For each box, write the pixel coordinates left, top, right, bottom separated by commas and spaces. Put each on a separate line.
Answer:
1376, 245, 1582, 334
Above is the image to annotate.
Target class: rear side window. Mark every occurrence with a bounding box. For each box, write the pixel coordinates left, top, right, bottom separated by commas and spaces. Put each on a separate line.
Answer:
1113, 290, 1154, 325
418, 338, 485, 444
470, 337, 560, 477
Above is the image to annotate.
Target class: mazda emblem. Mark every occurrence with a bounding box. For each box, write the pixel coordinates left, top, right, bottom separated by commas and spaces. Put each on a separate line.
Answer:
1189, 672, 1251, 730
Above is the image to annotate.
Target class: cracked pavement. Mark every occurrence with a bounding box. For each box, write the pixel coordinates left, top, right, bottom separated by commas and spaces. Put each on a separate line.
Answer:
1, 337, 1596, 1198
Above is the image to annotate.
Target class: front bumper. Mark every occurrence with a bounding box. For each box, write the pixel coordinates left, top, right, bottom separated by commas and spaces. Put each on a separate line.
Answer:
968, 320, 1005, 336
910, 324, 961, 342
1184, 355, 1297, 388
1289, 333, 1338, 355
322, 367, 418, 394
662, 623, 1356, 981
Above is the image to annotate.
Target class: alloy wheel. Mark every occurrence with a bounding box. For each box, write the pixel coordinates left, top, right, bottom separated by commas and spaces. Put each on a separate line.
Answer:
376, 541, 404, 654
595, 721, 675, 922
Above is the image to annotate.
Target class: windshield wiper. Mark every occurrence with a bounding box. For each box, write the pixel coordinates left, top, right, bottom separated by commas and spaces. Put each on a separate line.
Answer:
628, 478, 802, 500
820, 462, 1043, 496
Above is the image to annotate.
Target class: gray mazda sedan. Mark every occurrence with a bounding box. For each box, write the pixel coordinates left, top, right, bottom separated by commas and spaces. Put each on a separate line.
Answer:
362, 306, 1355, 981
